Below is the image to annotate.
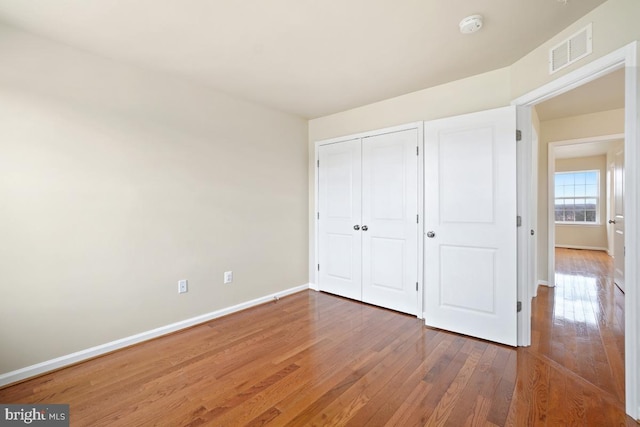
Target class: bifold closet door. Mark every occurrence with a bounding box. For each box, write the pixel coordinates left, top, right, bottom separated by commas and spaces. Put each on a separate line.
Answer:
361, 129, 419, 315
318, 129, 419, 316
318, 138, 362, 301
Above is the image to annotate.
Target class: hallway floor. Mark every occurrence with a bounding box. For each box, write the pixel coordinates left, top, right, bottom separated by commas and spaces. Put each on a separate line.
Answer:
510, 248, 633, 425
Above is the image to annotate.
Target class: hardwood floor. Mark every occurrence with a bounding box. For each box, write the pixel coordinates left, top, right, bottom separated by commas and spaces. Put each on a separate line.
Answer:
0, 248, 636, 425
512, 248, 634, 426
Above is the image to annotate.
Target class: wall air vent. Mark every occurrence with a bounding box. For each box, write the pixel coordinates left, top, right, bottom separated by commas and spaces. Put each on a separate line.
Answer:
549, 23, 592, 74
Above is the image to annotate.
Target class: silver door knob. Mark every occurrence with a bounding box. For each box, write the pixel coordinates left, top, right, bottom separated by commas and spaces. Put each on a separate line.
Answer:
426, 231, 436, 238
353, 225, 360, 230
362, 225, 368, 231
609, 219, 616, 224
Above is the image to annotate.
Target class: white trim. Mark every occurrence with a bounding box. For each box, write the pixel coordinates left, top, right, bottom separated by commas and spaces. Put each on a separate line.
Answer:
555, 223, 603, 227
308, 282, 319, 291
548, 145, 557, 288
550, 134, 625, 145
513, 44, 629, 106
0, 284, 309, 388
513, 41, 638, 420
315, 122, 424, 146
516, 106, 533, 347
417, 123, 425, 319
538, 280, 551, 287
623, 41, 639, 420
554, 244, 608, 252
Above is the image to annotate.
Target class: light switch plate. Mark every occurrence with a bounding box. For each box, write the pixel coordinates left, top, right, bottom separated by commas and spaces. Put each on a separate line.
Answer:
224, 271, 233, 284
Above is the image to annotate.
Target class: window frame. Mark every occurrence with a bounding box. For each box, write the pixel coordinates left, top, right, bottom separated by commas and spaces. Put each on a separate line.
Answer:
554, 169, 600, 225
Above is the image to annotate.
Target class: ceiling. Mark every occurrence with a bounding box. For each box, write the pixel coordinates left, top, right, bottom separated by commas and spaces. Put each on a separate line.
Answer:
536, 68, 625, 121
0, 0, 609, 119
554, 140, 621, 159
542, 66, 624, 159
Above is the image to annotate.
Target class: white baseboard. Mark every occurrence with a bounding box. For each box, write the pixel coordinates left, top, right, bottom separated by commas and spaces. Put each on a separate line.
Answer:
0, 284, 309, 388
555, 244, 608, 252
308, 282, 319, 291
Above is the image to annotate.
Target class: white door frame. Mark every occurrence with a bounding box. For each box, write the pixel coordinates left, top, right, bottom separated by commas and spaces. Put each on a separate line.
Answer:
512, 41, 638, 419
515, 106, 533, 346
608, 158, 616, 256
313, 121, 424, 318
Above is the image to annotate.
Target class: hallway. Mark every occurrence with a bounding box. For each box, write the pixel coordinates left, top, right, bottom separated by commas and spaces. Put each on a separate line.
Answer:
509, 248, 633, 425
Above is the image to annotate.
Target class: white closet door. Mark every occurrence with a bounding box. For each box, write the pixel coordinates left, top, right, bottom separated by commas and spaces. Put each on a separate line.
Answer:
424, 106, 517, 346
361, 129, 419, 315
318, 139, 362, 300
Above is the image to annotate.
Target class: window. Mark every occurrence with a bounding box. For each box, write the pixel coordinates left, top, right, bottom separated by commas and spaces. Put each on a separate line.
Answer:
554, 170, 599, 224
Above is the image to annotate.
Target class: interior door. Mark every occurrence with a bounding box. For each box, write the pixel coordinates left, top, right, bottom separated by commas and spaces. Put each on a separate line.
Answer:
361, 129, 419, 315
613, 145, 625, 292
529, 128, 539, 298
424, 106, 517, 346
318, 139, 362, 300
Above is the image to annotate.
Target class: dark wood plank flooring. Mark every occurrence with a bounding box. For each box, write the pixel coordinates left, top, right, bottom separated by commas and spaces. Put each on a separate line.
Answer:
0, 248, 636, 425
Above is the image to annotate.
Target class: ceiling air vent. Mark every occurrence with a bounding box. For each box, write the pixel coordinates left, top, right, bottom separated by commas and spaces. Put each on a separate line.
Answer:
549, 23, 592, 74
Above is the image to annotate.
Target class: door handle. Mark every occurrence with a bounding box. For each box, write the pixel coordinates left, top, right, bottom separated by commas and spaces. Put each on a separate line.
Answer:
426, 231, 435, 238
353, 225, 360, 230
361, 225, 368, 231
609, 219, 616, 224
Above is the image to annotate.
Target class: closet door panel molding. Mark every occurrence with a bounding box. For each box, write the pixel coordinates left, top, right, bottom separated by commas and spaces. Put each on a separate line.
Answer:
315, 123, 422, 316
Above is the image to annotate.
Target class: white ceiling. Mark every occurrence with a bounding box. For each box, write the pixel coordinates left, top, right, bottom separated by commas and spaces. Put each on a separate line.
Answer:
536, 68, 625, 121
0, 0, 608, 118
554, 140, 620, 159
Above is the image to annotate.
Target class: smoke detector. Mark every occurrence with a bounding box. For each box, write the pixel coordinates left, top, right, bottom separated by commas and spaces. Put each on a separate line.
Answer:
459, 15, 483, 34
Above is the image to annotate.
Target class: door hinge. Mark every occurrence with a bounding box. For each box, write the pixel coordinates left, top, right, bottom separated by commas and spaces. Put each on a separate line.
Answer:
516, 130, 522, 141
517, 216, 522, 227
416, 146, 419, 156
317, 264, 320, 271
317, 160, 319, 167
517, 301, 522, 312
416, 214, 419, 224
416, 282, 419, 291
317, 212, 320, 220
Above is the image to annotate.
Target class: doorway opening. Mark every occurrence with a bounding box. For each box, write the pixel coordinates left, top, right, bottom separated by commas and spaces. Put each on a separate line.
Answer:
513, 42, 637, 418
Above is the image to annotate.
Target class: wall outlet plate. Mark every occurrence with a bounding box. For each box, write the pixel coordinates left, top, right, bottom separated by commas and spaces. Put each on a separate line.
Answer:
178, 279, 188, 294
224, 271, 233, 284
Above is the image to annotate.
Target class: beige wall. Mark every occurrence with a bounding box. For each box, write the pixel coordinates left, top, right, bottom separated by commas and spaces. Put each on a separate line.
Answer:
4, 0, 639, 378
510, 0, 640, 99
308, 67, 512, 143
555, 155, 608, 250
308, 68, 513, 282
0, 26, 308, 374
309, 0, 640, 285
537, 109, 624, 281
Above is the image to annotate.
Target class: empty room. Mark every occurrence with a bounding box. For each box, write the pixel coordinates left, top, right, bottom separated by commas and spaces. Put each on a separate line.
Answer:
1, 0, 639, 425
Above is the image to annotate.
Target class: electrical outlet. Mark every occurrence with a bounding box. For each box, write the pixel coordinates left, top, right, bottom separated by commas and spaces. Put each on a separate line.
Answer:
178, 279, 188, 294
224, 271, 233, 284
